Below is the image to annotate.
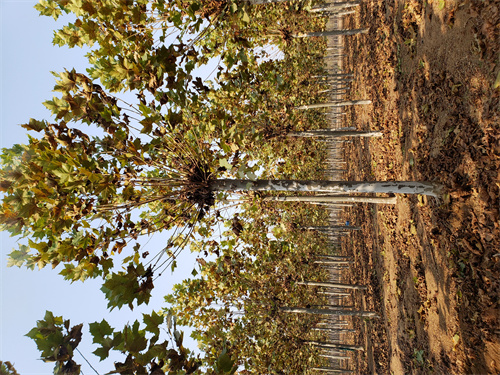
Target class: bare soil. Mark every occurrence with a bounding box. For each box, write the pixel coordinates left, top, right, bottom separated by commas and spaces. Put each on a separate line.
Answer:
342, 0, 500, 374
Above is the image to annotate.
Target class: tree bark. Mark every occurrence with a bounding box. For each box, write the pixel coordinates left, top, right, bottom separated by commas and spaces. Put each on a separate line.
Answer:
210, 179, 443, 198
263, 195, 398, 204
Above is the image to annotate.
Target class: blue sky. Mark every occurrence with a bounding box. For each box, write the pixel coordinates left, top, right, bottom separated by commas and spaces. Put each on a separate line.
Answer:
0, 1, 206, 373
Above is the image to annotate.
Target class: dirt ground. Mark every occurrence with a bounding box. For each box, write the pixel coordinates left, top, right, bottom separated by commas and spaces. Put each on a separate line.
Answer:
341, 0, 500, 374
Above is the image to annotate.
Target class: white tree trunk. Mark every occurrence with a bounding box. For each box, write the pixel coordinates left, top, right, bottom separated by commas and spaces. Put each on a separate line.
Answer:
311, 367, 355, 373
295, 100, 372, 110
302, 225, 361, 231
246, 0, 291, 4
313, 327, 356, 333
297, 281, 367, 290
314, 260, 354, 265
318, 354, 351, 360
280, 306, 378, 318
263, 195, 397, 204
308, 341, 364, 351
311, 0, 361, 12
293, 29, 368, 38
210, 179, 443, 198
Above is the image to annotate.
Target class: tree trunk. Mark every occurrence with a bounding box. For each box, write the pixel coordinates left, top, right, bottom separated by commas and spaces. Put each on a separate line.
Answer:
314, 260, 354, 265
302, 225, 361, 231
312, 73, 353, 78
318, 354, 350, 360
247, 0, 291, 4
317, 255, 351, 260
295, 100, 371, 110
313, 327, 356, 333
311, 0, 361, 12
280, 307, 378, 318
307, 341, 364, 351
210, 179, 443, 198
263, 195, 398, 204
311, 367, 355, 373
286, 129, 384, 138
293, 29, 368, 38
297, 281, 367, 290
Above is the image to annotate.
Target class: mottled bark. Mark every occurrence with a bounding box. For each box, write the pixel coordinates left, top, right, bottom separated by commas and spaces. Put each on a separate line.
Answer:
210, 179, 443, 197
263, 195, 397, 204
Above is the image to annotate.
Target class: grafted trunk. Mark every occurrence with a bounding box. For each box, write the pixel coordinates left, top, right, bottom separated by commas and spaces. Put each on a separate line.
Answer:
210, 179, 443, 198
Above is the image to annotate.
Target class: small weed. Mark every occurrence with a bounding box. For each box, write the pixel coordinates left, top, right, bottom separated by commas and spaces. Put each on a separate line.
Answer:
458, 260, 466, 277
408, 329, 416, 340
413, 349, 425, 366
419, 60, 426, 69
442, 127, 455, 143
413, 276, 420, 287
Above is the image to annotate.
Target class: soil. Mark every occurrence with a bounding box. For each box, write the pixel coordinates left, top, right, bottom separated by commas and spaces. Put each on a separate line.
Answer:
341, 0, 500, 374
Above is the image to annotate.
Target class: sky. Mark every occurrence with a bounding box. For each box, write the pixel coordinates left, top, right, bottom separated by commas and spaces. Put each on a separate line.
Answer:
0, 1, 206, 373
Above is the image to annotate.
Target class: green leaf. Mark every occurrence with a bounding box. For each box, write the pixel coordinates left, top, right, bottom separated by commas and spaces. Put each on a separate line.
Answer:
217, 352, 235, 373
123, 321, 147, 353
142, 311, 163, 339
89, 320, 114, 345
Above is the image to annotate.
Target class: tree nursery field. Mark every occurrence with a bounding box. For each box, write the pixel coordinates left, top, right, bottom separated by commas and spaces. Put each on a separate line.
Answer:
0, 0, 498, 374
343, 0, 500, 374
